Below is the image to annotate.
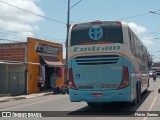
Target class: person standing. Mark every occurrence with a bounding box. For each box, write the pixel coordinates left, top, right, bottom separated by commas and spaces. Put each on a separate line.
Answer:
38, 76, 45, 91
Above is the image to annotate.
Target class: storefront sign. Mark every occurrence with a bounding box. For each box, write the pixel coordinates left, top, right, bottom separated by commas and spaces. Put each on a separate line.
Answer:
35, 43, 62, 55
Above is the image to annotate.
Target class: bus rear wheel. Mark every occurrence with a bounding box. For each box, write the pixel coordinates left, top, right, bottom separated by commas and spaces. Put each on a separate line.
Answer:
132, 85, 141, 106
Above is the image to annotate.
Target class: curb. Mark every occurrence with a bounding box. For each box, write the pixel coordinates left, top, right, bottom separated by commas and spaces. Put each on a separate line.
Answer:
0, 97, 26, 103
0, 92, 53, 103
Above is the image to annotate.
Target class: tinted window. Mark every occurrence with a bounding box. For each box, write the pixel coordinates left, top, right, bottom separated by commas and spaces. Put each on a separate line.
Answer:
70, 22, 123, 46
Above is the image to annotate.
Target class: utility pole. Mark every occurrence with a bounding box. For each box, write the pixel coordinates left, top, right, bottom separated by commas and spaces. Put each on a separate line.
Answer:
64, 0, 70, 83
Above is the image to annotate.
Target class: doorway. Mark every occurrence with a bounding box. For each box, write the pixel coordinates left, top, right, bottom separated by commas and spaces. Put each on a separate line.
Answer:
40, 66, 58, 91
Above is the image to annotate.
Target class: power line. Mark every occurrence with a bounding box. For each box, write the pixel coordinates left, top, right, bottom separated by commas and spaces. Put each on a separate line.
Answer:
38, 26, 66, 38
145, 31, 160, 34
0, 38, 22, 42
0, 37, 65, 44
149, 10, 160, 15
0, 1, 66, 25
0, 30, 65, 43
0, 17, 66, 37
72, 9, 160, 24
0, 24, 66, 41
116, 10, 160, 20
1, 22, 160, 43
116, 13, 150, 20
138, 31, 160, 36
70, 0, 83, 10
35, 26, 66, 35
0, 1, 68, 41
71, 12, 151, 24
0, 29, 65, 43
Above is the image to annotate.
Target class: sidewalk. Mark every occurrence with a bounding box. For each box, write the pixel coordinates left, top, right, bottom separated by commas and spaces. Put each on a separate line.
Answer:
0, 91, 53, 103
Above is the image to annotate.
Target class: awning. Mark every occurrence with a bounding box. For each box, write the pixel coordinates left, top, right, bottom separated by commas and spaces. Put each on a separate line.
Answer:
40, 55, 64, 67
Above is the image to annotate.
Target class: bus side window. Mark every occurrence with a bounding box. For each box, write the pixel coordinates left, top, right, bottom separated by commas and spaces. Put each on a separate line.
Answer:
128, 28, 136, 55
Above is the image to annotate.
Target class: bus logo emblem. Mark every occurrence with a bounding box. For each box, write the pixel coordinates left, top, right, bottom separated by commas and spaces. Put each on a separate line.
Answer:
89, 25, 103, 40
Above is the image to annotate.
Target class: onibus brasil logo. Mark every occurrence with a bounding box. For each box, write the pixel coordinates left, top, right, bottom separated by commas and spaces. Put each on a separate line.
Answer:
89, 25, 103, 40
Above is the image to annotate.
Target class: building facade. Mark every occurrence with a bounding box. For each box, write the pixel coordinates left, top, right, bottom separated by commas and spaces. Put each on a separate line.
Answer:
0, 37, 64, 95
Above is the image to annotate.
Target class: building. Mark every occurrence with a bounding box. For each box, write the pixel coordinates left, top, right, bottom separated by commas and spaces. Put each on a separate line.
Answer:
0, 37, 64, 95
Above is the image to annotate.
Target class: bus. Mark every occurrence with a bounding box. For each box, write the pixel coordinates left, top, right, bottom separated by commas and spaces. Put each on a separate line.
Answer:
68, 21, 151, 106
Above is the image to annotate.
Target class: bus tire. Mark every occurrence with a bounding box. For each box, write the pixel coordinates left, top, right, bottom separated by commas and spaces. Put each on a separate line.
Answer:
144, 79, 149, 93
132, 84, 141, 106
132, 92, 137, 106
137, 85, 141, 103
87, 102, 95, 107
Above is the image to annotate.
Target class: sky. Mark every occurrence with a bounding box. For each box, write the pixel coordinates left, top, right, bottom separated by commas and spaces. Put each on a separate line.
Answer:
0, 0, 160, 61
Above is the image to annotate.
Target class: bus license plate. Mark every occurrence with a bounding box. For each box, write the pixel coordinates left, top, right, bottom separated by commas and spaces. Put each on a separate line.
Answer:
92, 93, 103, 98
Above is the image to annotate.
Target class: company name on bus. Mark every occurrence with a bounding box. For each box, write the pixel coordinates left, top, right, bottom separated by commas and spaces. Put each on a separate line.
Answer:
72, 46, 120, 52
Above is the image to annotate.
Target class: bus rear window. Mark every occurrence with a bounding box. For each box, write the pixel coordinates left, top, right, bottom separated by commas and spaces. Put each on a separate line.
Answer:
70, 22, 123, 46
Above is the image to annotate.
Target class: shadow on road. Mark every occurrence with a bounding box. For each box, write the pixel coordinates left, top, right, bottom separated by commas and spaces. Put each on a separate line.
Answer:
67, 90, 152, 117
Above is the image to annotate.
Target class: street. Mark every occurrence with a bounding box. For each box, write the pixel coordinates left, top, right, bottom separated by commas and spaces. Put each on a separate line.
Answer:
0, 1, 160, 120
0, 77, 160, 120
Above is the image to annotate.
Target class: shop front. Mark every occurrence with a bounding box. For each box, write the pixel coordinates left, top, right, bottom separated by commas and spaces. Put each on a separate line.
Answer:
0, 38, 64, 95
27, 37, 64, 94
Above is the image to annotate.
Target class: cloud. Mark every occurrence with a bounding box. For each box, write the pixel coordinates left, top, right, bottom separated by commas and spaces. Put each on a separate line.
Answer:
140, 36, 156, 47
128, 22, 147, 34
0, 20, 34, 32
128, 22, 156, 48
0, 0, 44, 23
6, 32, 34, 42
0, 0, 44, 41
128, 23, 160, 62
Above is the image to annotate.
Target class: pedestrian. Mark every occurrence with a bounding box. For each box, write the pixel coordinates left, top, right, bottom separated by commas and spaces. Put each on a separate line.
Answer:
152, 71, 157, 81
38, 76, 45, 91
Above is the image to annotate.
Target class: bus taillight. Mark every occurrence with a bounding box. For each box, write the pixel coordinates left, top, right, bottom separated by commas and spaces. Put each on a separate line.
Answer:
116, 21, 122, 24
118, 66, 129, 89
69, 68, 78, 90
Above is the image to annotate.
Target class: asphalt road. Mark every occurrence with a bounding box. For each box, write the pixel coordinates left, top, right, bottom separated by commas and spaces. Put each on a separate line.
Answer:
0, 77, 160, 120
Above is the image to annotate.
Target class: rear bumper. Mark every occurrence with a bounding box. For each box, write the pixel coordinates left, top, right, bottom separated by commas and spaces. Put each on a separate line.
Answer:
69, 87, 131, 103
